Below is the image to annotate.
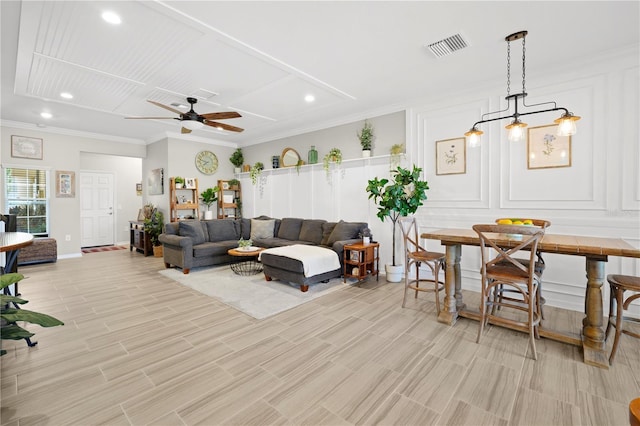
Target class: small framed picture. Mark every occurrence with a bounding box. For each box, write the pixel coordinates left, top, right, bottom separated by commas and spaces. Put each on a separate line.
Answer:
350, 250, 360, 262
136, 183, 143, 196
55, 171, 75, 198
527, 124, 571, 169
137, 209, 146, 221
185, 178, 196, 189
222, 181, 230, 190
11, 135, 43, 159
436, 138, 466, 175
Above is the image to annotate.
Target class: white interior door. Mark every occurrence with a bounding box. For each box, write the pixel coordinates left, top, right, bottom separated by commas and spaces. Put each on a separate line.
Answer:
80, 172, 114, 247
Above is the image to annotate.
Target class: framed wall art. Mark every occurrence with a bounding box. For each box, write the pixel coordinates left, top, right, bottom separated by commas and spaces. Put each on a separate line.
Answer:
11, 135, 43, 159
185, 178, 197, 189
148, 168, 164, 195
55, 171, 75, 198
436, 137, 466, 175
527, 124, 571, 169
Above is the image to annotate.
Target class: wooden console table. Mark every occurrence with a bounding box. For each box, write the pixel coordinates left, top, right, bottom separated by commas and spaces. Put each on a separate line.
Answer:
129, 221, 152, 256
422, 228, 640, 369
343, 242, 379, 283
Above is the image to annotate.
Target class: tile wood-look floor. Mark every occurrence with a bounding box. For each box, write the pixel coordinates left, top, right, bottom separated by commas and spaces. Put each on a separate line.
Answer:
1, 250, 639, 425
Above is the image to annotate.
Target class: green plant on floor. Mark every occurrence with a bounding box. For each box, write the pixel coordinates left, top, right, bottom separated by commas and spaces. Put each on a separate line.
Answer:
365, 165, 429, 266
229, 148, 244, 168
143, 209, 164, 247
358, 120, 374, 151
1, 273, 64, 356
250, 162, 264, 185
200, 187, 219, 213
322, 148, 342, 175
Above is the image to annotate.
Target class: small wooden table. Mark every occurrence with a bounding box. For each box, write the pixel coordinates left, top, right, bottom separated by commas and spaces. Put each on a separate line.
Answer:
422, 228, 640, 369
343, 242, 380, 283
227, 247, 265, 275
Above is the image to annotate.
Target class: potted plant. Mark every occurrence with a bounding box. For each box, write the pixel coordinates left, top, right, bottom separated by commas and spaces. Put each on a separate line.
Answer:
1, 273, 64, 356
230, 148, 244, 173
360, 227, 373, 244
144, 209, 165, 257
200, 186, 219, 219
228, 178, 240, 189
323, 148, 342, 176
358, 120, 374, 157
174, 176, 185, 189
390, 143, 405, 169
250, 162, 264, 185
365, 165, 430, 282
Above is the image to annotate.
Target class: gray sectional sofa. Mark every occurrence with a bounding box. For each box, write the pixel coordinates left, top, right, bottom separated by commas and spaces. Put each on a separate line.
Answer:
159, 216, 367, 275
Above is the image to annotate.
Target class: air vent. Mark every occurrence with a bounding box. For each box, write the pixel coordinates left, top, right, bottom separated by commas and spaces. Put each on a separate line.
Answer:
425, 33, 468, 58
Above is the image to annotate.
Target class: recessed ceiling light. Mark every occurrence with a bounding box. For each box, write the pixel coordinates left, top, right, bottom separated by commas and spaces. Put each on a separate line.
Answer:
40, 112, 52, 119
304, 94, 315, 103
60, 92, 73, 99
102, 11, 121, 25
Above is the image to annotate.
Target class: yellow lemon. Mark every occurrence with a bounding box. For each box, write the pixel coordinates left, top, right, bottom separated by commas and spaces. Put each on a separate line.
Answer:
512, 220, 523, 225
497, 219, 513, 225
523, 219, 533, 225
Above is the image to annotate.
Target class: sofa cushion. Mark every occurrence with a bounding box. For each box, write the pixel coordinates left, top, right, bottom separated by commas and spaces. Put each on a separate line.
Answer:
206, 219, 239, 242
241, 218, 251, 240
251, 218, 276, 239
326, 220, 363, 246
277, 218, 304, 241
178, 220, 207, 245
299, 219, 326, 244
193, 241, 238, 258
321, 222, 337, 246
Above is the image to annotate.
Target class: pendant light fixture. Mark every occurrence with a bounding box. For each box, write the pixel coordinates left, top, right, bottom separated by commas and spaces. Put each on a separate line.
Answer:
465, 31, 580, 146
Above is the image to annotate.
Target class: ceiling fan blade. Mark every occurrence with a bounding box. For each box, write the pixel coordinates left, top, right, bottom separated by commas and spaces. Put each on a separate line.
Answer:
125, 116, 175, 119
147, 100, 184, 116
204, 120, 244, 133
200, 111, 241, 120
181, 127, 192, 134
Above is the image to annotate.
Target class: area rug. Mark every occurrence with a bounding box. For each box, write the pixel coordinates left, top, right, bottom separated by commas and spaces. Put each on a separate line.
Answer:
81, 245, 128, 254
158, 265, 356, 319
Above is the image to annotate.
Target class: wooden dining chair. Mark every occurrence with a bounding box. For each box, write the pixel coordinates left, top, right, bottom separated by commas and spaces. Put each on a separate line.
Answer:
494, 218, 551, 320
605, 274, 640, 365
399, 217, 445, 314
473, 224, 546, 360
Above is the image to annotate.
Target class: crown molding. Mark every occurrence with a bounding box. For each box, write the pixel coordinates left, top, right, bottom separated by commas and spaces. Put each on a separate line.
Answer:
1, 119, 146, 145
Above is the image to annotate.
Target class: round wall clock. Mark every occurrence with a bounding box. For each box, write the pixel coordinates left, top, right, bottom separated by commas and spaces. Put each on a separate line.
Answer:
195, 150, 218, 175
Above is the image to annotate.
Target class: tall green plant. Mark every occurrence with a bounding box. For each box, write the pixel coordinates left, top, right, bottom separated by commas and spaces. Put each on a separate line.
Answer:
144, 210, 164, 246
1, 273, 64, 356
365, 165, 430, 265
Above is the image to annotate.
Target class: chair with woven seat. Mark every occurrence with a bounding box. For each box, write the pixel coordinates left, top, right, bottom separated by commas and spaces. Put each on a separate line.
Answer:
605, 274, 640, 365
473, 223, 546, 360
494, 218, 550, 320
399, 217, 445, 314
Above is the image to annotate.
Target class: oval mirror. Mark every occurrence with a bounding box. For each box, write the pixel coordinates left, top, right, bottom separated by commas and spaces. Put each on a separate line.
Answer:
280, 148, 302, 168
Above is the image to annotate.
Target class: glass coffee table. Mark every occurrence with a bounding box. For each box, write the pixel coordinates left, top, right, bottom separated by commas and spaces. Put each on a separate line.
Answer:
227, 247, 265, 275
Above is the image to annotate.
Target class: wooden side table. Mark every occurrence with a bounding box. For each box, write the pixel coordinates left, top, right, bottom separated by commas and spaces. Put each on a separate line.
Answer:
343, 242, 379, 283
129, 221, 152, 256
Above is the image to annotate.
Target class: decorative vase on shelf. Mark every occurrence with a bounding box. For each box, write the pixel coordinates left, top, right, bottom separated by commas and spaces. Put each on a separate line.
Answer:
362, 150, 371, 158
272, 156, 280, 169
308, 146, 318, 164
204, 210, 214, 220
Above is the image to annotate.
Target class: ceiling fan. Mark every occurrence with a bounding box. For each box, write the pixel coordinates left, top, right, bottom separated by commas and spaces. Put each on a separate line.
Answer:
125, 97, 243, 133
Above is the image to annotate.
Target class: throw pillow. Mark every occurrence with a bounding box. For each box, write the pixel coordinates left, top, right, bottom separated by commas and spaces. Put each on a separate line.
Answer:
299, 220, 326, 244
327, 220, 362, 246
250, 219, 275, 239
321, 222, 337, 246
178, 220, 206, 245
277, 218, 304, 240
206, 219, 240, 242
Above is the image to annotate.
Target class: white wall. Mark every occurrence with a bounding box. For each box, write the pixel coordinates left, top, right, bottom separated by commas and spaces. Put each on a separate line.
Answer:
240, 46, 640, 314
1, 125, 146, 257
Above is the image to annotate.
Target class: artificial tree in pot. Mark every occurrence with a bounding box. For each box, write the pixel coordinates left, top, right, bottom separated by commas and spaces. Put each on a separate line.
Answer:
365, 165, 430, 282
200, 186, 219, 219
144, 209, 165, 257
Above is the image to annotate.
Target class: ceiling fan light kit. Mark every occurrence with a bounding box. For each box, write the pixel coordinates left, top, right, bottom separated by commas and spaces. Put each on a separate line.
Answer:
465, 30, 580, 146
126, 96, 244, 133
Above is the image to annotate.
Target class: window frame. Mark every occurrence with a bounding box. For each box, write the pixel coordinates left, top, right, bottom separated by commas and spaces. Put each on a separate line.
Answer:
3, 165, 51, 237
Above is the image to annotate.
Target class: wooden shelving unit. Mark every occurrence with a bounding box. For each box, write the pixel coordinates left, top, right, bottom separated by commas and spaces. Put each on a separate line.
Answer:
343, 242, 380, 283
169, 177, 199, 222
217, 180, 242, 219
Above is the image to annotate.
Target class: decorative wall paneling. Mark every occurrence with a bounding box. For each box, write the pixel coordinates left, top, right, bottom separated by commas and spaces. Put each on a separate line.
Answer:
622, 66, 640, 211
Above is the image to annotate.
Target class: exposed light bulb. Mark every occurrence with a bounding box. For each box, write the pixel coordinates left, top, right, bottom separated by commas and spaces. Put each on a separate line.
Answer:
506, 120, 527, 142
467, 133, 480, 148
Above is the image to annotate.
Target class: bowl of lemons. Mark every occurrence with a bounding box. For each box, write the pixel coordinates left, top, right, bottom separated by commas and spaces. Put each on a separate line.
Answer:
496, 218, 534, 226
